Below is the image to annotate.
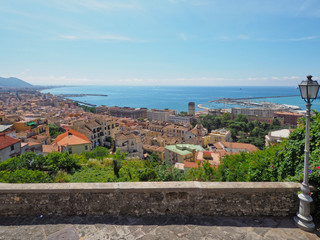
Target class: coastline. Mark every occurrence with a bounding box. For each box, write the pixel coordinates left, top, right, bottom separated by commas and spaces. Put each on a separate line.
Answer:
39, 85, 319, 112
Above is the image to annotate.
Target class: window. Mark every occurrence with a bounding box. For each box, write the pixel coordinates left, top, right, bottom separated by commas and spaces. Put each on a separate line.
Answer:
10, 145, 14, 151
69, 148, 72, 154
85, 145, 88, 150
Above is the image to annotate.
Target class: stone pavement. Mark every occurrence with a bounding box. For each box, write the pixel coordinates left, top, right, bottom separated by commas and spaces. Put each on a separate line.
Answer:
0, 215, 319, 240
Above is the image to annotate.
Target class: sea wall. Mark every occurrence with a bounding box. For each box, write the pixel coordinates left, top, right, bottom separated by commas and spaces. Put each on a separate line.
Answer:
0, 182, 300, 217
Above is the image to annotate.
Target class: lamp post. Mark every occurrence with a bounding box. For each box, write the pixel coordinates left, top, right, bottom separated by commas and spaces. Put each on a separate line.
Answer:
294, 75, 320, 232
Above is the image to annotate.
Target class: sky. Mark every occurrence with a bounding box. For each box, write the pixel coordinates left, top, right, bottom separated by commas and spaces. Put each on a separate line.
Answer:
1, 0, 320, 86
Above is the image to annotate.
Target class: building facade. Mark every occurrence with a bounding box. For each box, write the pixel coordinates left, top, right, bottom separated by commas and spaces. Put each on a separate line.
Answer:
115, 132, 143, 159
168, 115, 193, 124
164, 144, 205, 164
147, 109, 176, 122
109, 107, 147, 119
53, 129, 91, 155
0, 133, 21, 162
231, 107, 283, 118
274, 112, 303, 127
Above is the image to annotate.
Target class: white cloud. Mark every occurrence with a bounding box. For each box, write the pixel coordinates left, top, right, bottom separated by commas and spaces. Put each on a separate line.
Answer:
288, 36, 318, 41
168, 0, 210, 6
61, 34, 134, 41
237, 35, 250, 40
52, 0, 137, 12
179, 33, 188, 41
216, 35, 318, 42
217, 35, 251, 41
23, 75, 91, 85
12, 74, 320, 87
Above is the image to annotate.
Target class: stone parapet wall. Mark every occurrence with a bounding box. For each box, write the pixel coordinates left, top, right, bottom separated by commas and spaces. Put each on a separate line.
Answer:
0, 182, 300, 217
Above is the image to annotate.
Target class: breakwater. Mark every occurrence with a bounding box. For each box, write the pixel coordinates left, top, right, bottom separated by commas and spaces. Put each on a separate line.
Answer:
209, 95, 299, 103
57, 94, 108, 97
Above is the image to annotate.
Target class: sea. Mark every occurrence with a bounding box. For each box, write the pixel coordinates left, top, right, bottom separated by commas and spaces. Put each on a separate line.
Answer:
41, 86, 320, 113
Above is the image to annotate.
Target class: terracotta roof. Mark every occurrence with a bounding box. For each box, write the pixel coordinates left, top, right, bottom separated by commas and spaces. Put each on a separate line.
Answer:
183, 160, 219, 169
27, 141, 42, 147
42, 143, 60, 153
214, 141, 258, 152
0, 133, 20, 150
142, 144, 165, 153
196, 151, 221, 165
274, 112, 303, 116
54, 129, 91, 146
85, 119, 101, 129
183, 161, 200, 169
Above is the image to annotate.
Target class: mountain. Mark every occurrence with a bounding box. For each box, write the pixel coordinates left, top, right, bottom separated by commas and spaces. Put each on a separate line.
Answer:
0, 77, 33, 88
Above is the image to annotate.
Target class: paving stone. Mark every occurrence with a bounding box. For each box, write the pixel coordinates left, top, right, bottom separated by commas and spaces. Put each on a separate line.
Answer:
0, 226, 45, 240
147, 226, 179, 240
250, 227, 269, 237
43, 224, 72, 236
47, 226, 79, 240
74, 225, 97, 238
115, 226, 133, 238
210, 226, 248, 240
130, 228, 145, 239
141, 225, 159, 235
180, 226, 207, 240
0, 216, 318, 240
82, 231, 111, 240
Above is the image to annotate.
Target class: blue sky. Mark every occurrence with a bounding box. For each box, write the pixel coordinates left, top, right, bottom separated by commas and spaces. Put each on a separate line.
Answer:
1, 0, 320, 86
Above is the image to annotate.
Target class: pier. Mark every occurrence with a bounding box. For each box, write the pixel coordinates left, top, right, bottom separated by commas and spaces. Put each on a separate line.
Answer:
57, 94, 108, 97
209, 95, 299, 103
56, 93, 108, 107
200, 95, 301, 111
71, 100, 96, 107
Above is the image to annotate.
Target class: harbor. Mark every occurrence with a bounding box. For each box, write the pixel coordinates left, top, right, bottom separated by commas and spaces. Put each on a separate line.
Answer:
199, 95, 302, 111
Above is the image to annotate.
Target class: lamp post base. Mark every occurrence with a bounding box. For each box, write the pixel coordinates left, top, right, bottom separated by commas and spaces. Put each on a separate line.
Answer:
294, 216, 315, 232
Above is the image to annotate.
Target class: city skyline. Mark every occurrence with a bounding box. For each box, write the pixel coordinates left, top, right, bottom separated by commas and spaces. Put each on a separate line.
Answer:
1, 0, 320, 86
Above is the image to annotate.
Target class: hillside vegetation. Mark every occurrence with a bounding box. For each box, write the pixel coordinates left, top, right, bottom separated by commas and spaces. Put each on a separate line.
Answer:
0, 77, 33, 88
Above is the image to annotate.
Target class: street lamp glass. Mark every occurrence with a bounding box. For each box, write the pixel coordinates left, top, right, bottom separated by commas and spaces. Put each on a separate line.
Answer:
299, 76, 320, 100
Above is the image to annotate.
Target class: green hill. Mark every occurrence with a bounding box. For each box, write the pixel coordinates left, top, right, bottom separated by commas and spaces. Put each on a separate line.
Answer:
0, 77, 33, 88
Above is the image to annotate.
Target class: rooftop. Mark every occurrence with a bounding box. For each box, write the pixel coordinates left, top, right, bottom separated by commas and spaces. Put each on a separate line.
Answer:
0, 125, 12, 133
214, 141, 259, 153
274, 111, 304, 116
54, 129, 91, 146
165, 144, 205, 155
270, 129, 292, 138
0, 134, 20, 150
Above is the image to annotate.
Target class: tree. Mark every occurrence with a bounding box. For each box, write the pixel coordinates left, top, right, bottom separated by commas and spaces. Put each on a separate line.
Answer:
234, 114, 248, 123
138, 168, 158, 181
272, 118, 280, 126
49, 123, 64, 139
45, 152, 81, 174
0, 169, 51, 183
221, 113, 231, 127
113, 159, 121, 178
90, 146, 110, 160
146, 152, 160, 168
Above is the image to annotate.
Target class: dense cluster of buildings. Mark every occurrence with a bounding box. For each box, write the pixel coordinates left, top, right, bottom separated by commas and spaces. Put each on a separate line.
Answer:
0, 88, 301, 170
230, 107, 303, 126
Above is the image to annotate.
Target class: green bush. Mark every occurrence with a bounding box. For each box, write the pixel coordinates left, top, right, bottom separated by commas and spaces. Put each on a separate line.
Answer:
45, 152, 81, 174
68, 167, 117, 182
0, 169, 51, 183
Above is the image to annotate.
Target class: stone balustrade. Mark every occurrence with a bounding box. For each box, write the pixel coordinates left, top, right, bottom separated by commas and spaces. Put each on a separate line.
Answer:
0, 182, 301, 217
